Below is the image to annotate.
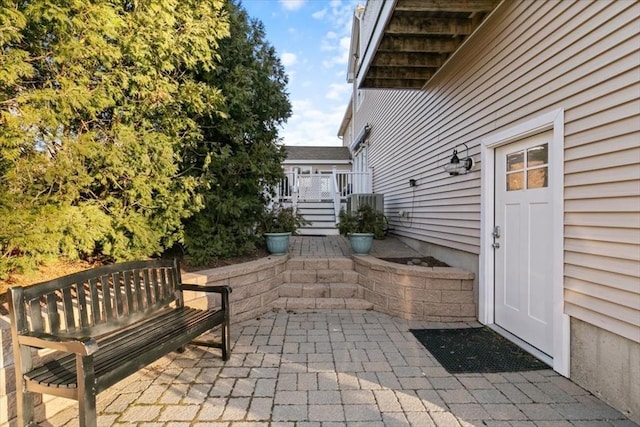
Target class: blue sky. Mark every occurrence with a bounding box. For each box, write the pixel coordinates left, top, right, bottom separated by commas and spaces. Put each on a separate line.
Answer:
241, 0, 361, 147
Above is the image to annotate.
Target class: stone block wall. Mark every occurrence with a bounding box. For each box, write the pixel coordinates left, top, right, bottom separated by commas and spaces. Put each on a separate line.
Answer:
182, 256, 288, 324
353, 256, 476, 321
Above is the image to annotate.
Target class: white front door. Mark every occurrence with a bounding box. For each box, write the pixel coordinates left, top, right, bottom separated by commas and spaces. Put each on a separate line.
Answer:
494, 131, 554, 356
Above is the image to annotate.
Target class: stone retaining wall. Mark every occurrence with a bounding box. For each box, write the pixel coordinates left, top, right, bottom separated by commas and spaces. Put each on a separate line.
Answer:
353, 256, 476, 322
181, 256, 288, 323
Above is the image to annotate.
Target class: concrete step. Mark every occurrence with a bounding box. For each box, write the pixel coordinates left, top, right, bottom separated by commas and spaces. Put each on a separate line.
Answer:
285, 268, 359, 284
301, 215, 336, 222
272, 297, 374, 311
287, 258, 354, 270
297, 202, 334, 209
280, 283, 363, 299
297, 207, 334, 215
297, 228, 340, 236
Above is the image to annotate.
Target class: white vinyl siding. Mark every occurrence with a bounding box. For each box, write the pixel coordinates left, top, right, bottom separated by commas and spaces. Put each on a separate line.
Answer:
354, 0, 640, 342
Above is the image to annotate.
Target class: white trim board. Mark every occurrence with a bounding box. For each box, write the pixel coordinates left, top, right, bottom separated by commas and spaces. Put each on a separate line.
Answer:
479, 108, 569, 377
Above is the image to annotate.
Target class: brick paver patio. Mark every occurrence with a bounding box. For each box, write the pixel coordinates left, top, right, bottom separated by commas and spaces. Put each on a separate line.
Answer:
46, 309, 637, 426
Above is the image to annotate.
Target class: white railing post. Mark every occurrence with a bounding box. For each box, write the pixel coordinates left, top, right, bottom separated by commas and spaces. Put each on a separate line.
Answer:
292, 170, 299, 210
332, 167, 341, 225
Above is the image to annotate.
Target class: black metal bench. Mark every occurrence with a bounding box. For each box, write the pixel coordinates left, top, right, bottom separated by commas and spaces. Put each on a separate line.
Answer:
8, 259, 231, 427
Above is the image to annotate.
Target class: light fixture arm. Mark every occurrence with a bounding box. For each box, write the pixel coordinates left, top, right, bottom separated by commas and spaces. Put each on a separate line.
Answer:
443, 143, 474, 176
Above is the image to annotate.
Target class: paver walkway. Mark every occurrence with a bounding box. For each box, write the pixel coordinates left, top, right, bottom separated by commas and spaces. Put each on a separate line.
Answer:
47, 309, 636, 426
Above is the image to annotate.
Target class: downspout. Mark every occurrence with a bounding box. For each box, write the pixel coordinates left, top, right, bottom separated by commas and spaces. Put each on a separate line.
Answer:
350, 4, 365, 152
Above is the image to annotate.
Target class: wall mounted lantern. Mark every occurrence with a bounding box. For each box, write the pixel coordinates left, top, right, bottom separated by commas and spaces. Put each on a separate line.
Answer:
443, 143, 474, 176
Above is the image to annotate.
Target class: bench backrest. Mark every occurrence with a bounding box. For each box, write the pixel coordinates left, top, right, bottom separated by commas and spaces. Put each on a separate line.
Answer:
9, 259, 183, 338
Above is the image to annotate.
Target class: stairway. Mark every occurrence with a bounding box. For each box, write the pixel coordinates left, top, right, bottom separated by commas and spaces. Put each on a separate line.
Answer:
273, 258, 373, 310
296, 201, 340, 236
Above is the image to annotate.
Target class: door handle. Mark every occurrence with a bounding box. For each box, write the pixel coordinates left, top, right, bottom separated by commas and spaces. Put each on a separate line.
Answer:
492, 242, 500, 249
492, 225, 501, 239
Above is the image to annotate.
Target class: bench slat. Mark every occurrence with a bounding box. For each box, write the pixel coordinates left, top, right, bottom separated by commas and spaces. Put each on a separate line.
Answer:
100, 274, 113, 322
132, 270, 144, 312
62, 287, 75, 331
123, 271, 134, 315
76, 283, 89, 328
143, 269, 153, 308
46, 293, 60, 334
29, 298, 43, 332
88, 278, 100, 327
112, 272, 124, 318
151, 269, 160, 305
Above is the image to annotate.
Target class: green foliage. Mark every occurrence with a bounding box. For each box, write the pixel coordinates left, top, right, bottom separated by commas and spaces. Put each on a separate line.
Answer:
258, 206, 308, 235
182, 0, 292, 265
337, 205, 387, 240
0, 0, 229, 277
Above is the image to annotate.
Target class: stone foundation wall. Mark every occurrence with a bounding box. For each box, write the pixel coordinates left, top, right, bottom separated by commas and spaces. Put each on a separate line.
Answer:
571, 318, 639, 423
353, 256, 476, 321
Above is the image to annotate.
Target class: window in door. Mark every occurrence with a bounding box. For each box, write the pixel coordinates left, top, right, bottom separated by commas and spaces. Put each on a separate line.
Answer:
505, 143, 548, 191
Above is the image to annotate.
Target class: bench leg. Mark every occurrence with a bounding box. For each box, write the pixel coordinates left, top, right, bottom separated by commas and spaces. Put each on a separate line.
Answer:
221, 319, 230, 361
15, 345, 36, 426
77, 355, 97, 427
16, 385, 36, 426
221, 290, 231, 361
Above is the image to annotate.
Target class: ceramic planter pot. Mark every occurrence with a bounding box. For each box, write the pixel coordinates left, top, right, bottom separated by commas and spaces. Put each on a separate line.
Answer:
350, 232, 374, 255
264, 232, 291, 255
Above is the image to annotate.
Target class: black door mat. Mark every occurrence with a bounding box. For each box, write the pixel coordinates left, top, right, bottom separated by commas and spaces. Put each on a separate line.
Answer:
410, 327, 550, 374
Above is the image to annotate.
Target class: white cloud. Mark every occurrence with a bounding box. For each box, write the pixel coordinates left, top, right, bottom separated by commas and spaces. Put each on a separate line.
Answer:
322, 36, 350, 68
279, 0, 305, 11
316, 1, 360, 69
325, 82, 350, 101
312, 8, 327, 19
281, 52, 298, 67
280, 99, 346, 146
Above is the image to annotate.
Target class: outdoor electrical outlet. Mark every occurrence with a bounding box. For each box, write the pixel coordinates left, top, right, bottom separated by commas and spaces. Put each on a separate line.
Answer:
399, 210, 410, 218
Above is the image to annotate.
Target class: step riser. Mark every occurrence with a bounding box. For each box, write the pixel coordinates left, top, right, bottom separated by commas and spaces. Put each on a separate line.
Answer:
287, 258, 354, 270
280, 283, 363, 299
297, 229, 340, 236
300, 216, 336, 223
297, 202, 334, 209
273, 297, 374, 311
285, 270, 359, 284
299, 214, 335, 220
298, 206, 333, 215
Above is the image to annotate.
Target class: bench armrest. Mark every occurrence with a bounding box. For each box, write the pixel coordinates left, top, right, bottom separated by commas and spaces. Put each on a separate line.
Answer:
180, 284, 232, 295
18, 332, 99, 356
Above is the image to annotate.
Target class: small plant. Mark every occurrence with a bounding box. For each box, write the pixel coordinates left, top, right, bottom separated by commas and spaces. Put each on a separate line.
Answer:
259, 206, 308, 235
337, 205, 386, 239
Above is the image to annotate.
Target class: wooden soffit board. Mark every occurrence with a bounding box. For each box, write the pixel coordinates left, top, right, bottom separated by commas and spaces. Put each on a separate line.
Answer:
361, 0, 501, 89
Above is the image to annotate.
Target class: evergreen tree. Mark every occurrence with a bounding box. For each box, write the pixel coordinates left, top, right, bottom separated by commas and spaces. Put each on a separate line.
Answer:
182, 0, 292, 264
0, 0, 229, 276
